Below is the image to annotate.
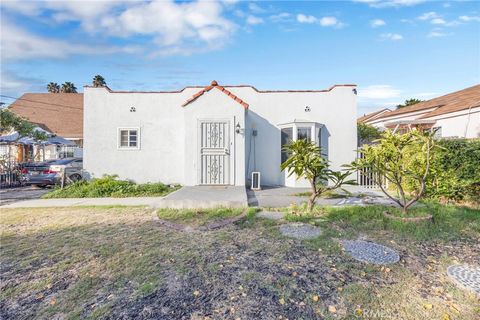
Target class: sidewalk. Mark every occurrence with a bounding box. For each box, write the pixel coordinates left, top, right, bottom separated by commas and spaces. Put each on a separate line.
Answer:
1, 197, 161, 208
1, 186, 249, 209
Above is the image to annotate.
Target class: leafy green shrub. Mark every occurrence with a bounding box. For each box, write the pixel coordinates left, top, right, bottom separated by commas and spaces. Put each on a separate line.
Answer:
43, 175, 179, 198
351, 130, 439, 214
428, 138, 480, 202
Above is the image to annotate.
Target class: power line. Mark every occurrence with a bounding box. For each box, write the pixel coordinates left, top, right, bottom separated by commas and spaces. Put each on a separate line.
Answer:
0, 94, 83, 111
1, 100, 81, 114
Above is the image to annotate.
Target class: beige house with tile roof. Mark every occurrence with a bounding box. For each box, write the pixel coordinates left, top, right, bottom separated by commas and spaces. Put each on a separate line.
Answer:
358, 84, 480, 138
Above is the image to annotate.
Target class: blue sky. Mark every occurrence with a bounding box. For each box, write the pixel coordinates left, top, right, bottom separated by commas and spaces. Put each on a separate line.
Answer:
1, 0, 479, 115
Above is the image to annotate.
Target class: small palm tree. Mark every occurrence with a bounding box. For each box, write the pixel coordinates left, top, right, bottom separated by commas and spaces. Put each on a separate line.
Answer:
92, 75, 106, 87
47, 82, 60, 93
60, 82, 77, 93
281, 140, 356, 212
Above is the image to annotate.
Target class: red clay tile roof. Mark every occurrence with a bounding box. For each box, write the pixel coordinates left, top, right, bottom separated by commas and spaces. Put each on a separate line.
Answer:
373, 84, 480, 121
85, 83, 356, 94
182, 80, 249, 109
357, 108, 391, 123
8, 93, 83, 139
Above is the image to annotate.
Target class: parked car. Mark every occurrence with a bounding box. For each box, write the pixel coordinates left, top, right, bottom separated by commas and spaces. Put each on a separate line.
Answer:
23, 158, 83, 188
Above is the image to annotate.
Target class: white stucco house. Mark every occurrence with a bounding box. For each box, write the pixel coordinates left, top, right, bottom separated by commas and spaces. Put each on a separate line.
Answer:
83, 81, 357, 187
358, 84, 480, 138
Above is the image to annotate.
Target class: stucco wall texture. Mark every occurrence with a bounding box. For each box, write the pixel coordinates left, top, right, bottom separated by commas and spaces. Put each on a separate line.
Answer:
84, 83, 357, 186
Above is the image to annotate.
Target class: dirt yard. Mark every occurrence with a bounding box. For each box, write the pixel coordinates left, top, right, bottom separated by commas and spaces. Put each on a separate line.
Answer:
1, 206, 479, 319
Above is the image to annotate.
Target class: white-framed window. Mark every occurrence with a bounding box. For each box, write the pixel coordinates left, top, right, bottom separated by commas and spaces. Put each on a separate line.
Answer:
118, 128, 140, 149
279, 121, 323, 163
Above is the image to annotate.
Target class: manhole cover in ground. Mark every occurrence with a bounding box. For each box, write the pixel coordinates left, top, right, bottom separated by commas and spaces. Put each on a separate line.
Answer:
279, 223, 321, 240
447, 264, 480, 295
342, 240, 400, 265
257, 211, 284, 220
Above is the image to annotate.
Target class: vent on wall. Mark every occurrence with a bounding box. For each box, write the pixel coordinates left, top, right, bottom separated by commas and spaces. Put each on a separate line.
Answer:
251, 172, 261, 190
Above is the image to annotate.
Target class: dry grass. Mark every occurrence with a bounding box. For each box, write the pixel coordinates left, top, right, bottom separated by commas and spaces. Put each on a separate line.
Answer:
1, 206, 479, 319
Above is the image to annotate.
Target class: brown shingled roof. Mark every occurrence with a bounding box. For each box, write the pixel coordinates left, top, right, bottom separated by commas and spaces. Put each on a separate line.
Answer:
374, 84, 480, 121
8, 93, 83, 139
357, 108, 391, 123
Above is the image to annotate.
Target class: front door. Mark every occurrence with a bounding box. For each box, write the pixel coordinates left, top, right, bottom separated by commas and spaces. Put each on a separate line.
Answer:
199, 120, 230, 185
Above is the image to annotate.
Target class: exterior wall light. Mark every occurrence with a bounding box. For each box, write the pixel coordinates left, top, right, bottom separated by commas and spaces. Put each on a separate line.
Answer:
235, 122, 241, 134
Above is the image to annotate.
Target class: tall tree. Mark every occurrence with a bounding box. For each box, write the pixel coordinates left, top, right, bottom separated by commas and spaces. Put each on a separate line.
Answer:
92, 75, 106, 87
60, 82, 77, 93
396, 98, 423, 109
47, 82, 60, 93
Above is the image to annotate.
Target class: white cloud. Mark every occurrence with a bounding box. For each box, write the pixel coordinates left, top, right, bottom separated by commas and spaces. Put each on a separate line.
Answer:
270, 12, 291, 23
297, 14, 317, 24
370, 19, 386, 27
246, 15, 264, 25
418, 12, 440, 20
354, 0, 426, 8
100, 1, 235, 46
358, 85, 402, 100
319, 16, 339, 27
459, 15, 480, 22
297, 14, 344, 28
248, 2, 265, 14
1, 0, 238, 57
0, 20, 139, 61
427, 30, 451, 38
418, 12, 460, 27
431, 18, 446, 25
380, 33, 403, 41
0, 70, 45, 98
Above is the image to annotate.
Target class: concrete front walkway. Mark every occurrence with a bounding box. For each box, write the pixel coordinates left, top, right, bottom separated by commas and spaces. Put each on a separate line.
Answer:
1, 186, 248, 209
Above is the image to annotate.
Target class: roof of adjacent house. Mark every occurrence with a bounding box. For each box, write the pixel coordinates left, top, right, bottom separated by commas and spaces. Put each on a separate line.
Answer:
8, 93, 84, 139
370, 84, 480, 122
357, 108, 391, 123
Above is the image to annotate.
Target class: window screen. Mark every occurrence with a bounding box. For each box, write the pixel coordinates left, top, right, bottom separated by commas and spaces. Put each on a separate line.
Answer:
297, 127, 311, 141
119, 129, 139, 148
281, 127, 293, 163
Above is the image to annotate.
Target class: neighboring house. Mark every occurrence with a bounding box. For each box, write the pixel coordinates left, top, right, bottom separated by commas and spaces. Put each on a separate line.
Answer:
84, 81, 357, 187
357, 108, 391, 124
7, 93, 84, 160
359, 84, 480, 138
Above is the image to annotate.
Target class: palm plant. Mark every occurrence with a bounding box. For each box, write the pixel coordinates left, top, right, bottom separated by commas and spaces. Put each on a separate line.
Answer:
281, 140, 356, 212
60, 82, 77, 93
47, 82, 60, 93
92, 75, 106, 87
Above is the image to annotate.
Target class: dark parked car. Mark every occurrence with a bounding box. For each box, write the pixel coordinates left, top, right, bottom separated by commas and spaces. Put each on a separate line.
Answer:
23, 158, 83, 188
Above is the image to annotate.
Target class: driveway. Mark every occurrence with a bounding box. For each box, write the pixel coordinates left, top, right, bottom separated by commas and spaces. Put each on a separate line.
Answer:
0, 186, 51, 206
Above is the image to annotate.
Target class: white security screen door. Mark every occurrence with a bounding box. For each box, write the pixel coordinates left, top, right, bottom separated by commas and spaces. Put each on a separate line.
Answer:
199, 121, 230, 185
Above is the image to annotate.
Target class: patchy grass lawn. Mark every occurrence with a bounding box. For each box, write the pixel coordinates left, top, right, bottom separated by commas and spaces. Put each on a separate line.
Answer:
157, 207, 249, 228
1, 205, 479, 319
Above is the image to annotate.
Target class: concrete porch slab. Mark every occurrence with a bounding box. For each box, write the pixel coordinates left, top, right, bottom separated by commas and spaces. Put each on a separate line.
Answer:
151, 186, 248, 209
247, 185, 389, 208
